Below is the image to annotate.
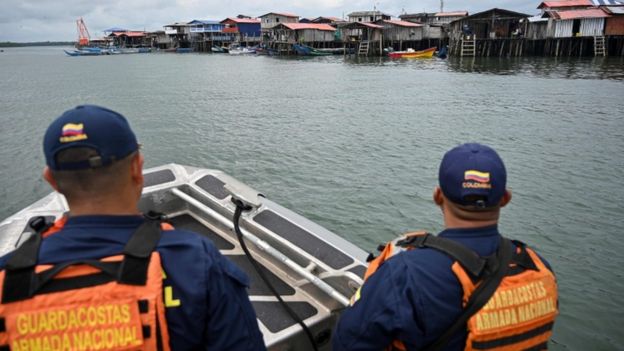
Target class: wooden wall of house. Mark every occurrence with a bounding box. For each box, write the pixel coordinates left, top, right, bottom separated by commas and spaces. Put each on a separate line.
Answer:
423, 26, 443, 39
605, 16, 624, 35
382, 27, 423, 41
340, 28, 382, 42
272, 30, 296, 43
525, 22, 548, 39
298, 29, 335, 42
552, 20, 573, 37
580, 18, 605, 36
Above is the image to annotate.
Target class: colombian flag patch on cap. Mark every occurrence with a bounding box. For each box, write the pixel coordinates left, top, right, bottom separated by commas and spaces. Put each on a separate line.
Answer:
464, 170, 490, 183
60, 123, 88, 143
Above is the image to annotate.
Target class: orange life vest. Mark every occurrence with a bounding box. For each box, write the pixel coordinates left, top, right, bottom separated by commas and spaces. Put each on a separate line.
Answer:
0, 216, 171, 351
361, 232, 558, 351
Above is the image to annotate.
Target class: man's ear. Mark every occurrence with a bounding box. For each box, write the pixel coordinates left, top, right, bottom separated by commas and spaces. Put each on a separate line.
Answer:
43, 166, 60, 192
130, 152, 144, 185
500, 189, 512, 208
433, 186, 444, 206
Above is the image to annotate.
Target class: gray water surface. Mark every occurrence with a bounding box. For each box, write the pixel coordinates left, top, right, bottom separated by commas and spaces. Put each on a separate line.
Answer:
1, 47, 623, 350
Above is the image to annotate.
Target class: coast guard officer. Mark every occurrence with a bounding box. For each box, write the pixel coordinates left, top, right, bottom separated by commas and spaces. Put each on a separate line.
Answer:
0, 105, 266, 350
333, 143, 558, 350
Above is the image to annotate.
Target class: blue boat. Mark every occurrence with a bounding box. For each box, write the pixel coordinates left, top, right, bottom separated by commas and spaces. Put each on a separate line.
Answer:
292, 44, 332, 56
63, 49, 101, 56
176, 48, 193, 53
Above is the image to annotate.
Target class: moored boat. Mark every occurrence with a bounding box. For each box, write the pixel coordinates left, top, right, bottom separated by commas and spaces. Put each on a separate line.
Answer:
0, 164, 367, 350
228, 45, 256, 55
63, 49, 102, 56
388, 46, 437, 59
211, 45, 227, 53
293, 44, 332, 56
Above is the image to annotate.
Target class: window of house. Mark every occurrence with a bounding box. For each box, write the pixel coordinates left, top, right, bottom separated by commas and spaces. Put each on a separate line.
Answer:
370, 16, 374, 21
358, 17, 362, 22
276, 17, 280, 22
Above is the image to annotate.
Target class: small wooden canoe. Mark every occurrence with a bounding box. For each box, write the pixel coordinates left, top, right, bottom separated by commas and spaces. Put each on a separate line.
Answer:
388, 47, 437, 59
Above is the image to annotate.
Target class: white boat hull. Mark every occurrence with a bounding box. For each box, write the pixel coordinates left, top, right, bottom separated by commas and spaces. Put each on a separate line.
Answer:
0, 164, 367, 350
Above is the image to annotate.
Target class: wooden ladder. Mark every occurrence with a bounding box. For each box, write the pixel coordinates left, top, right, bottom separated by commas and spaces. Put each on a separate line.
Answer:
461, 36, 476, 57
358, 41, 370, 56
594, 36, 606, 56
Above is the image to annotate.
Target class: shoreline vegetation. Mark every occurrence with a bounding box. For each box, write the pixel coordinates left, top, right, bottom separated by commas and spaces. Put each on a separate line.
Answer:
0, 41, 73, 48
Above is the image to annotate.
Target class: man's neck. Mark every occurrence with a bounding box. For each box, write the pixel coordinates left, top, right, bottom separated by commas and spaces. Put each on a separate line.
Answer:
444, 217, 498, 229
66, 199, 140, 217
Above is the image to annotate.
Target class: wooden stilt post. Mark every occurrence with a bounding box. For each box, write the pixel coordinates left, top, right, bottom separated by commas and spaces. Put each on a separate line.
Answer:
580, 40, 583, 57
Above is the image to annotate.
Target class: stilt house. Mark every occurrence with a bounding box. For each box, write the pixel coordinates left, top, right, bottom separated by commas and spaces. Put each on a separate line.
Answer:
545, 9, 610, 37
449, 8, 530, 40
373, 20, 424, 41
270, 23, 336, 44
260, 12, 299, 32
593, 0, 624, 35
221, 18, 262, 43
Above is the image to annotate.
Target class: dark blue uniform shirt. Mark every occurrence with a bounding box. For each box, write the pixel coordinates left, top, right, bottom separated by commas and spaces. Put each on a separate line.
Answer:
333, 225, 552, 351
0, 215, 266, 351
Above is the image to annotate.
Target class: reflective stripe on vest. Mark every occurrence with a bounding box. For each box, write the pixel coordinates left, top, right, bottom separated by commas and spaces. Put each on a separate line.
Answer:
454, 247, 557, 351
0, 217, 172, 351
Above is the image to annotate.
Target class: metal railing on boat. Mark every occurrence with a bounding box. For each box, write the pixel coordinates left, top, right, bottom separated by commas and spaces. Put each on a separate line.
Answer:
170, 187, 351, 307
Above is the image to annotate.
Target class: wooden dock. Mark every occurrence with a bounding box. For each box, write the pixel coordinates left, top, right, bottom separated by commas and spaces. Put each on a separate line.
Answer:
449, 36, 624, 57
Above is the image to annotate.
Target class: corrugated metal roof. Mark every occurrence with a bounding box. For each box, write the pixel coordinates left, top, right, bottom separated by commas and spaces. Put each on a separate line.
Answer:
343, 22, 384, 29
538, 0, 592, 9
187, 20, 221, 25
380, 20, 423, 27
591, 0, 624, 5
605, 5, 624, 13
553, 8, 610, 19
221, 17, 260, 24
112, 31, 146, 37
528, 15, 549, 22
451, 8, 531, 23
260, 12, 299, 18
339, 22, 383, 29
104, 27, 128, 32
278, 23, 336, 31
348, 11, 392, 17
312, 16, 342, 22
433, 11, 468, 17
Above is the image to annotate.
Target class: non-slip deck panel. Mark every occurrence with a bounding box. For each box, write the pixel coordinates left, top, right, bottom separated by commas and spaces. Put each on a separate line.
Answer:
348, 265, 366, 278
143, 169, 176, 187
253, 210, 354, 269
195, 175, 229, 200
252, 301, 318, 333
226, 255, 295, 296
168, 214, 235, 250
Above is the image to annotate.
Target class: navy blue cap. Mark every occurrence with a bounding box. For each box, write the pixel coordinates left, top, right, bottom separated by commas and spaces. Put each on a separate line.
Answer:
43, 105, 139, 171
438, 143, 507, 208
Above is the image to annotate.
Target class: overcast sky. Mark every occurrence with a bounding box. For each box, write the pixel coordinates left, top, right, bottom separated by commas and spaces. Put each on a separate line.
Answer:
0, 0, 538, 42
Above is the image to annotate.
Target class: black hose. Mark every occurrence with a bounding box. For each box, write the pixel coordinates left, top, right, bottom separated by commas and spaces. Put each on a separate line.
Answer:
232, 200, 319, 351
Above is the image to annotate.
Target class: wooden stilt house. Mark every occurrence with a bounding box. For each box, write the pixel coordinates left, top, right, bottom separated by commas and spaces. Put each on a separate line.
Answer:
338, 22, 384, 55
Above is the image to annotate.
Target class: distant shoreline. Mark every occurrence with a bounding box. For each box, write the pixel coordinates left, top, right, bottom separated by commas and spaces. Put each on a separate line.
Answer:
0, 41, 73, 48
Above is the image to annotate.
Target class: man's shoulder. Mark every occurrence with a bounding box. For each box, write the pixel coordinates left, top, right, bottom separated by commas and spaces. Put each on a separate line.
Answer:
156, 227, 225, 262
157, 227, 249, 285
